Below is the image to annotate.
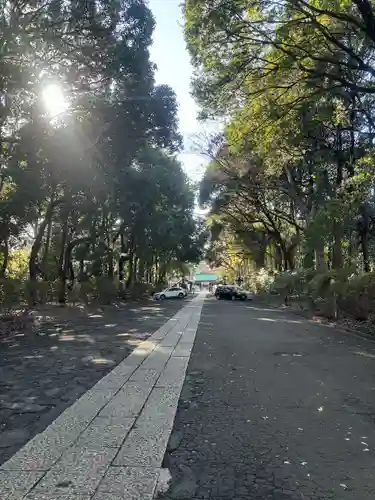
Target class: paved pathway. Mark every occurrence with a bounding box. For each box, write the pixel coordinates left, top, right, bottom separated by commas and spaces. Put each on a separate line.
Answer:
0, 295, 204, 500
0, 299, 184, 466
159, 297, 375, 500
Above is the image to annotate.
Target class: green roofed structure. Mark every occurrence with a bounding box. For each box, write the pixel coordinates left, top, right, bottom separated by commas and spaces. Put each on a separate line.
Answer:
194, 272, 219, 288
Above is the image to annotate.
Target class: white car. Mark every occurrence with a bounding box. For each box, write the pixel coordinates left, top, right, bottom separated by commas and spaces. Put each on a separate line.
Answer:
154, 287, 187, 300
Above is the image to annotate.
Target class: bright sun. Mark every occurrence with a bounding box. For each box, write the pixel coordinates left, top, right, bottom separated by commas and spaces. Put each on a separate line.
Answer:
42, 83, 69, 117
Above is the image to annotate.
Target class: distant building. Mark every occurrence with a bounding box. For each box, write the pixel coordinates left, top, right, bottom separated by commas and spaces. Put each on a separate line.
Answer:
194, 272, 219, 289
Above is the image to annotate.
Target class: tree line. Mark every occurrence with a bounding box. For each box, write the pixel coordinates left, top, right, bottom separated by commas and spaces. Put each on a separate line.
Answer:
0, 0, 204, 307
184, 0, 375, 319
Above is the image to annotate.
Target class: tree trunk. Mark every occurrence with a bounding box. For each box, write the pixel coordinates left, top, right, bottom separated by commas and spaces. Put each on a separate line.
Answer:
359, 204, 371, 272
119, 233, 126, 282
303, 249, 314, 269
275, 245, 283, 271
105, 215, 113, 279
347, 229, 356, 267
79, 260, 85, 280
361, 233, 371, 272
253, 247, 266, 269
283, 255, 289, 271
138, 257, 145, 282
332, 226, 343, 269
57, 217, 69, 305
158, 259, 167, 284
154, 256, 158, 284
315, 243, 326, 272
126, 251, 135, 288
108, 248, 114, 279
279, 240, 291, 271
145, 262, 151, 283
41, 210, 53, 277
58, 235, 93, 304
135, 256, 139, 282
332, 125, 344, 270
327, 246, 332, 270
0, 239, 9, 277
29, 200, 56, 305
285, 248, 295, 271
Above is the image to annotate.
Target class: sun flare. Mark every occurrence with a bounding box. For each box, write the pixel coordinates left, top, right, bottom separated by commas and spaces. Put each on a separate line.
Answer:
42, 83, 69, 117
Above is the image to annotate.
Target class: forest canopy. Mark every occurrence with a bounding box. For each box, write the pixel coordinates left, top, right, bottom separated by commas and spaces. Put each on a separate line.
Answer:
184, 0, 375, 320
0, 0, 205, 306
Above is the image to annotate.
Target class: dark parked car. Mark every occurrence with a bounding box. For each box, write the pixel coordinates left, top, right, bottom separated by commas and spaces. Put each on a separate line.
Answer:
215, 285, 247, 301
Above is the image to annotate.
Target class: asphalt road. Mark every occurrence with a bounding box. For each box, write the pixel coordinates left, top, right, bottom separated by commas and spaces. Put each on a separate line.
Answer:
159, 296, 375, 500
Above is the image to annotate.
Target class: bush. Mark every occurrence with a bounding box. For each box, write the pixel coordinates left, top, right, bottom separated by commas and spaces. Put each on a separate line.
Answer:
92, 277, 118, 304
37, 280, 56, 304
271, 269, 315, 299
153, 282, 167, 293
246, 268, 277, 293
0, 278, 23, 310
78, 280, 95, 305
336, 272, 375, 321
7, 249, 29, 280
0, 310, 35, 340
262, 266, 375, 321
128, 282, 155, 299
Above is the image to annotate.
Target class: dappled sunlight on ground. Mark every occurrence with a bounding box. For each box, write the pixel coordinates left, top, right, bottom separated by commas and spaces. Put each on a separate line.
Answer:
0, 298, 186, 466
354, 351, 375, 359
245, 305, 286, 313
253, 316, 304, 324
160, 298, 375, 500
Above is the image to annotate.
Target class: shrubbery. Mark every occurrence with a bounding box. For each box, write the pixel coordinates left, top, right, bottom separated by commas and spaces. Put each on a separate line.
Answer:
0, 278, 24, 310
245, 268, 276, 293
259, 268, 375, 321
0, 276, 156, 312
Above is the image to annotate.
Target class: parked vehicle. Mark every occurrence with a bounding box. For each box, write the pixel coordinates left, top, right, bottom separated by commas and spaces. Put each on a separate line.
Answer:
240, 289, 254, 300
214, 285, 250, 301
154, 286, 187, 300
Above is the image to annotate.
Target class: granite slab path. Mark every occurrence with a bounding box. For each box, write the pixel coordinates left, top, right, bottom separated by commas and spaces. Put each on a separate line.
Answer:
0, 294, 205, 500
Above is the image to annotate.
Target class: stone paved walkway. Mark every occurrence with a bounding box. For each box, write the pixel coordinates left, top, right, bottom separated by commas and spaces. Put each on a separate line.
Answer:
0, 299, 185, 466
0, 294, 204, 500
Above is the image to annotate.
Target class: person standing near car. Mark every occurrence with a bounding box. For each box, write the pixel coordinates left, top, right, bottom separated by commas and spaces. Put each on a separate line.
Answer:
180, 279, 188, 295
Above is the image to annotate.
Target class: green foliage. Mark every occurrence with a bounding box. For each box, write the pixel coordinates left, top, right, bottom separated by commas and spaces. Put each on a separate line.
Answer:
0, 0, 207, 314
336, 273, 375, 321
245, 269, 276, 293
128, 282, 156, 300
36, 280, 56, 305
267, 268, 375, 321
184, 0, 375, 116
185, 0, 375, 324
92, 277, 118, 305
0, 279, 23, 310
7, 250, 29, 279
272, 270, 313, 297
